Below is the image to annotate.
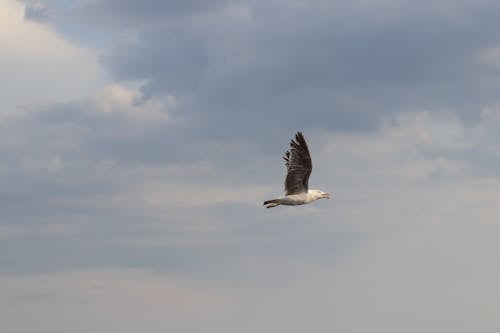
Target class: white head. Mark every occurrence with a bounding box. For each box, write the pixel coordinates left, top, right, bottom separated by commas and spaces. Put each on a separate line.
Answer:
310, 189, 332, 200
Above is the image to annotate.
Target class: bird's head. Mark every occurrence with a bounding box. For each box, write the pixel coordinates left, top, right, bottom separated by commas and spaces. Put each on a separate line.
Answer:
312, 189, 332, 200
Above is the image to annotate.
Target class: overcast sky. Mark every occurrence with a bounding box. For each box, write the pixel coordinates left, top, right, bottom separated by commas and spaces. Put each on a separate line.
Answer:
3, 0, 500, 331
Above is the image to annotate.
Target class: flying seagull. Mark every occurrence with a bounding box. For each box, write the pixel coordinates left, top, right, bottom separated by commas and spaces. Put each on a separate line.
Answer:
263, 132, 331, 208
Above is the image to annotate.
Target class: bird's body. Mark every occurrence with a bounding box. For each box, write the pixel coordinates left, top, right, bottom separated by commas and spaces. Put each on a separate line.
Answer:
264, 190, 328, 208
264, 132, 331, 208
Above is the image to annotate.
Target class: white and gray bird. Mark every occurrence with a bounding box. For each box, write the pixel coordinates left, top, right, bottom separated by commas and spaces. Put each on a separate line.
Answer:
263, 132, 331, 208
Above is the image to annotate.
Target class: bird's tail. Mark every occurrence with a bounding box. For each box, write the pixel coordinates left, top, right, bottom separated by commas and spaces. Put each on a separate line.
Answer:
263, 199, 280, 208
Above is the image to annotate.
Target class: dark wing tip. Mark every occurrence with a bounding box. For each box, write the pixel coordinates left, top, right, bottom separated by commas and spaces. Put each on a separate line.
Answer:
292, 132, 309, 154
290, 132, 303, 148
284, 131, 311, 169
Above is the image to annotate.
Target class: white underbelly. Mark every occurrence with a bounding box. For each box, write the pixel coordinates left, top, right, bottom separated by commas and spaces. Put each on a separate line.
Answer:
280, 193, 310, 205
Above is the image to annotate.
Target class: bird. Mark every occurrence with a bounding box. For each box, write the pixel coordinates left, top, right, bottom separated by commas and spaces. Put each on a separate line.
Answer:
263, 132, 331, 208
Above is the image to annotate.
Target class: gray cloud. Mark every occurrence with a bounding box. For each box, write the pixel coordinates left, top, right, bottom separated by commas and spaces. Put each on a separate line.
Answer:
7, 1, 500, 331
0, 88, 358, 277
25, 0, 500, 136
89, 0, 500, 134
24, 1, 52, 22
74, 0, 231, 27
8, 0, 500, 276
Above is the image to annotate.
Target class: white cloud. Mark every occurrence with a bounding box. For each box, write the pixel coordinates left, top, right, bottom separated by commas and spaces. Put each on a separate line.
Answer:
0, 0, 106, 116
89, 84, 174, 122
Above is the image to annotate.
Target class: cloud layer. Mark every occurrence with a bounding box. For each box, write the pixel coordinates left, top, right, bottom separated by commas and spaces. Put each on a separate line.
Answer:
4, 0, 500, 332
59, 0, 500, 133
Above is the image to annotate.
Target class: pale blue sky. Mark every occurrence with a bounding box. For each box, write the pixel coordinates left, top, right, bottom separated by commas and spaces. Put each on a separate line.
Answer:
3, 0, 500, 331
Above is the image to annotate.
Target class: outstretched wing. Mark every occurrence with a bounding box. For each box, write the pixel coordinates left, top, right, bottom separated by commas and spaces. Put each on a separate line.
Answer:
283, 132, 312, 195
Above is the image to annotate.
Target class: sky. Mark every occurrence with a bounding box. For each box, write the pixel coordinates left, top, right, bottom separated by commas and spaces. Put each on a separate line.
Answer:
2, 0, 500, 331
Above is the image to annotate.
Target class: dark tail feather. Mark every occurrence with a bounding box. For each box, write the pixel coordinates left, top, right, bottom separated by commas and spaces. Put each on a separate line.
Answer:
263, 199, 280, 208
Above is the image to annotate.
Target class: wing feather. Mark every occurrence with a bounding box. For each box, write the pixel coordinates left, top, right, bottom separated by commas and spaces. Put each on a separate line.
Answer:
283, 132, 312, 195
